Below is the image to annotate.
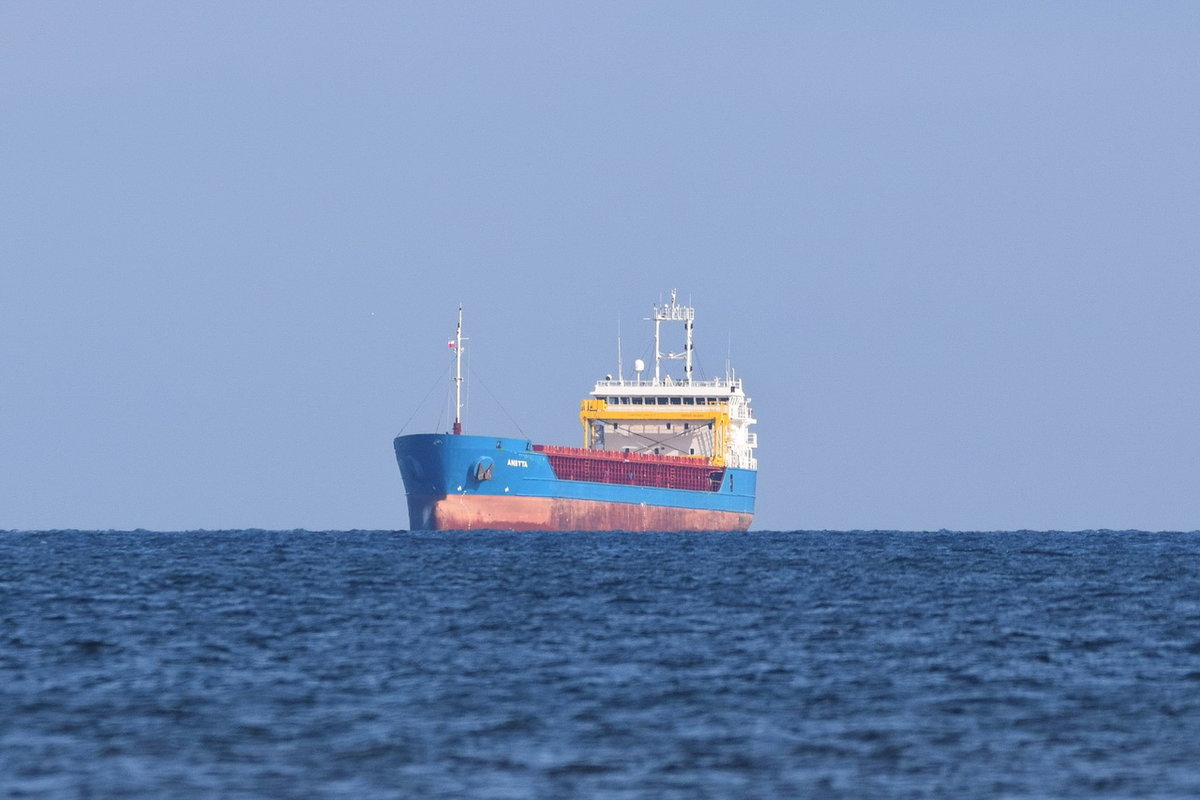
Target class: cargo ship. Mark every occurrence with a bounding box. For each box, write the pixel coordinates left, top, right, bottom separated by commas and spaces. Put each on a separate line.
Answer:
393, 291, 757, 531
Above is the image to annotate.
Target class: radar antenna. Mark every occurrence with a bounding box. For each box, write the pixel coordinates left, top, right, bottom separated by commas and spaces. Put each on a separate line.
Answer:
647, 289, 695, 385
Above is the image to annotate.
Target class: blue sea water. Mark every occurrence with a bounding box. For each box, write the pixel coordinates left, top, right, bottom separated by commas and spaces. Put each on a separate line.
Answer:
1, 530, 1198, 799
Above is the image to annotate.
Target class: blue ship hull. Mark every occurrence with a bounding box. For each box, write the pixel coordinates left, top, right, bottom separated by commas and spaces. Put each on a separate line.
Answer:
394, 433, 756, 531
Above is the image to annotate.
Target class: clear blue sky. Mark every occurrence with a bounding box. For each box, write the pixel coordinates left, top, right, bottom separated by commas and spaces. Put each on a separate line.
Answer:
3, 3, 1198, 531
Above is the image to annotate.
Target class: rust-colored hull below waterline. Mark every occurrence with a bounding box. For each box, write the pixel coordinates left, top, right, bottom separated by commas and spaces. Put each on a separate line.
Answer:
407, 493, 753, 532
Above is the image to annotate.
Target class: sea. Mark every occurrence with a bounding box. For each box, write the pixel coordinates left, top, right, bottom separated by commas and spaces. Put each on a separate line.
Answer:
2, 530, 1198, 799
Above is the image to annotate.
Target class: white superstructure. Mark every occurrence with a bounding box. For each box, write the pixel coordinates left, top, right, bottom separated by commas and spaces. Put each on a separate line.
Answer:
580, 291, 758, 470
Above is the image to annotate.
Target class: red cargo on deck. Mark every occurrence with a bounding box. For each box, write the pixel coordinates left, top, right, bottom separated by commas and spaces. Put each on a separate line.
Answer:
533, 445, 724, 492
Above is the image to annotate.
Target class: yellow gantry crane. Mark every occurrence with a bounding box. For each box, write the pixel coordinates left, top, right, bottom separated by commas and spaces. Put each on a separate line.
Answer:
579, 398, 731, 467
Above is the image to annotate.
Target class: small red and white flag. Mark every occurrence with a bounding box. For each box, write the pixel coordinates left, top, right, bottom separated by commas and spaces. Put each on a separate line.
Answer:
447, 341, 456, 349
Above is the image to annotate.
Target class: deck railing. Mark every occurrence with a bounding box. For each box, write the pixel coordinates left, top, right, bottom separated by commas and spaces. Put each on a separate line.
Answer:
533, 445, 723, 492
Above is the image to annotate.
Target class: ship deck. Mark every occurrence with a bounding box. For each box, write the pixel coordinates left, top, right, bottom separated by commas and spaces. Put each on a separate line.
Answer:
533, 444, 723, 492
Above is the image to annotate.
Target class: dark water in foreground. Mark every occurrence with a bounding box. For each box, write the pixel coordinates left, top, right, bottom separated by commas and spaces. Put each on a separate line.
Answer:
2, 531, 1199, 799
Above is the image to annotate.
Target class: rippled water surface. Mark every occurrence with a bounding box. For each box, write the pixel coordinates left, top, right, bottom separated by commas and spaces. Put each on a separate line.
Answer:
2, 530, 1199, 798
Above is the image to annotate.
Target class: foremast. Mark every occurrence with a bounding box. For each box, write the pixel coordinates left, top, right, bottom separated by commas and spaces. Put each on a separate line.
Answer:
450, 305, 466, 435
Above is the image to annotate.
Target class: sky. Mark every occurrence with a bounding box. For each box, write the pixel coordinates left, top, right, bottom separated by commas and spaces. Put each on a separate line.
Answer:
2, 2, 1198, 531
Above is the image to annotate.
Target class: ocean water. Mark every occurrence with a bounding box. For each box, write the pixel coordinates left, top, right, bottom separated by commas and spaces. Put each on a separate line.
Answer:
1, 530, 1198, 799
